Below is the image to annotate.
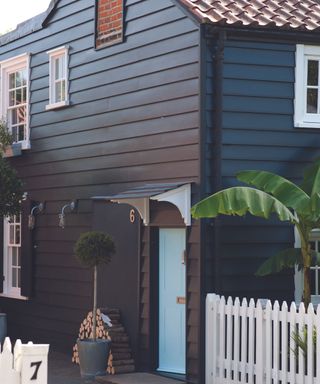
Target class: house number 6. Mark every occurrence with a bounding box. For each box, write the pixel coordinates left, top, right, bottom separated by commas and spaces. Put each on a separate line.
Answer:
30, 361, 42, 380
130, 209, 135, 223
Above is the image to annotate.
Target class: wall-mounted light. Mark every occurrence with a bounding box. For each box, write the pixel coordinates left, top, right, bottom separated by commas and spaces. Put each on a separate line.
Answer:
59, 200, 77, 229
28, 202, 45, 230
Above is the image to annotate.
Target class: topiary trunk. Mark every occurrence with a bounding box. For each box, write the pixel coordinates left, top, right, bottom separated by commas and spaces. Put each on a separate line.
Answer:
93, 265, 97, 341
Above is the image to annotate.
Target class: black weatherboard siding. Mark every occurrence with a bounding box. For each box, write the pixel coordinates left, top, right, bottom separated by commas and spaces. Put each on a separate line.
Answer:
0, 0, 203, 383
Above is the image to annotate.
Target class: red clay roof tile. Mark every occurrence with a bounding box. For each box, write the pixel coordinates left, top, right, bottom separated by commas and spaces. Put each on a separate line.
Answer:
178, 0, 320, 31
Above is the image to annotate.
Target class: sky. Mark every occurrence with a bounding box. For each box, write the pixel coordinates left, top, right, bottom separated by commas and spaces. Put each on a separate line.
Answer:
0, 0, 52, 34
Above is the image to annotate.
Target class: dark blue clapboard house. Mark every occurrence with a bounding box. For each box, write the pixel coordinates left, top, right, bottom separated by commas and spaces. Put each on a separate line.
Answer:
1, 0, 320, 382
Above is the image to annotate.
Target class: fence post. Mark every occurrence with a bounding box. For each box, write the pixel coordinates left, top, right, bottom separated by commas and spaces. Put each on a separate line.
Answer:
0, 337, 20, 384
206, 294, 220, 384
206, 294, 215, 384
20, 342, 49, 384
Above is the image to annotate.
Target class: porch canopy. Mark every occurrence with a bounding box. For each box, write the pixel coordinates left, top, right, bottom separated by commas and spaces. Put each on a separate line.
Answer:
92, 182, 191, 226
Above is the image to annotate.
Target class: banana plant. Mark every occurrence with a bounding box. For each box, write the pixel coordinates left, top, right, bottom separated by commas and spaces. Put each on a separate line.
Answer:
191, 159, 320, 307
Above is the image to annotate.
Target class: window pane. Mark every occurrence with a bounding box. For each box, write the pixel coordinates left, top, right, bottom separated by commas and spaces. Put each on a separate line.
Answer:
9, 90, 15, 106
17, 106, 26, 123
60, 55, 65, 78
22, 87, 27, 103
307, 88, 318, 113
55, 81, 62, 102
12, 268, 17, 287
16, 88, 22, 104
18, 125, 25, 142
15, 225, 20, 244
308, 60, 319, 86
55, 57, 60, 80
21, 69, 27, 86
61, 80, 66, 101
18, 268, 21, 288
16, 71, 22, 87
10, 109, 17, 125
12, 248, 17, 266
9, 225, 14, 244
9, 73, 15, 89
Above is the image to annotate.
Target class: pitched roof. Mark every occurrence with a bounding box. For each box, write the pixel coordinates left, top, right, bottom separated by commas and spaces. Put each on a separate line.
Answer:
178, 0, 320, 31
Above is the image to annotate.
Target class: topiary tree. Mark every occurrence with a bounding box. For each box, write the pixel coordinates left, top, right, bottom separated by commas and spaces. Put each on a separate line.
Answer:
0, 121, 23, 217
74, 231, 115, 341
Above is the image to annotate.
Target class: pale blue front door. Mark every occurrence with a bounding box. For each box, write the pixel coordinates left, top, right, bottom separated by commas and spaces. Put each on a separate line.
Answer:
158, 228, 186, 374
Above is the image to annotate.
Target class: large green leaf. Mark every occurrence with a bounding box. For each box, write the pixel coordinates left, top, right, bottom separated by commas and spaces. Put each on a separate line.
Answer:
191, 187, 297, 223
236, 170, 310, 214
255, 248, 303, 276
301, 158, 320, 196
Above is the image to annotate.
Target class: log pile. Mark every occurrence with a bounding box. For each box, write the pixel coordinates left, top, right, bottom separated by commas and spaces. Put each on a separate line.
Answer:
72, 308, 135, 375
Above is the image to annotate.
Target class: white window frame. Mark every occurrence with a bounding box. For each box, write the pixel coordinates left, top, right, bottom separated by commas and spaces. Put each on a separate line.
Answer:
294, 227, 320, 305
1, 216, 27, 300
295, 44, 320, 128
46, 46, 69, 110
0, 53, 30, 150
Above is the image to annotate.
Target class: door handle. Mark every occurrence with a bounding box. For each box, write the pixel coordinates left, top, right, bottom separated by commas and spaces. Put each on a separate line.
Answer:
181, 250, 186, 265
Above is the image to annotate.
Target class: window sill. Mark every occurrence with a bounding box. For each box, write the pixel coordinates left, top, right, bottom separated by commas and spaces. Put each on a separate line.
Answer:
0, 293, 28, 301
45, 100, 70, 110
295, 121, 320, 129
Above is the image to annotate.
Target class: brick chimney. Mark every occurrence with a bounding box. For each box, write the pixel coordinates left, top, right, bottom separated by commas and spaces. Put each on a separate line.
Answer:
96, 0, 124, 48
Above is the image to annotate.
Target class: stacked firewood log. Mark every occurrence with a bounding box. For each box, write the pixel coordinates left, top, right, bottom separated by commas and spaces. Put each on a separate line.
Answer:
72, 308, 135, 374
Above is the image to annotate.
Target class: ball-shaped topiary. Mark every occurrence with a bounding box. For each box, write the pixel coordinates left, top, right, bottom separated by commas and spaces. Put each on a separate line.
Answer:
74, 231, 115, 268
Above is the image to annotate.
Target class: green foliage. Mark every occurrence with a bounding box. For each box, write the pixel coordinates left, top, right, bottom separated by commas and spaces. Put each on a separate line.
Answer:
0, 121, 13, 155
191, 186, 297, 223
0, 120, 23, 216
0, 159, 24, 216
236, 170, 310, 215
74, 231, 115, 268
255, 249, 303, 276
191, 159, 320, 306
291, 326, 316, 359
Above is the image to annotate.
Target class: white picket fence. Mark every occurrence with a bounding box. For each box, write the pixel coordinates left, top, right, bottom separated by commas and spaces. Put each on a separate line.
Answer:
0, 337, 49, 384
206, 293, 320, 384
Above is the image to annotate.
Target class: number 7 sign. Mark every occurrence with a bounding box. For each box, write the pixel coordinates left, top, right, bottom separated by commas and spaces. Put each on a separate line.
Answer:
20, 343, 49, 384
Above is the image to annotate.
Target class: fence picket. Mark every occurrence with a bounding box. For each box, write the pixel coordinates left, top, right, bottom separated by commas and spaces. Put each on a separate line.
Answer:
306, 304, 314, 384
289, 301, 297, 384
255, 300, 264, 384
297, 302, 306, 384
226, 297, 233, 381
247, 299, 255, 384
265, 300, 272, 384
240, 298, 248, 384
280, 301, 288, 384
219, 295, 226, 382
233, 297, 240, 382
273, 301, 280, 383
316, 305, 320, 382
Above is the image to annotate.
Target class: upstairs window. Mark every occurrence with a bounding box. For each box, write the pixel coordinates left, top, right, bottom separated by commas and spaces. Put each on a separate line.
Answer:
0, 53, 30, 149
295, 45, 320, 128
46, 46, 69, 110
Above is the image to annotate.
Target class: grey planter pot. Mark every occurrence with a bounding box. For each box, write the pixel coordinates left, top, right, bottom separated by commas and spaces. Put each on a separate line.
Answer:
0, 313, 7, 345
77, 338, 111, 379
